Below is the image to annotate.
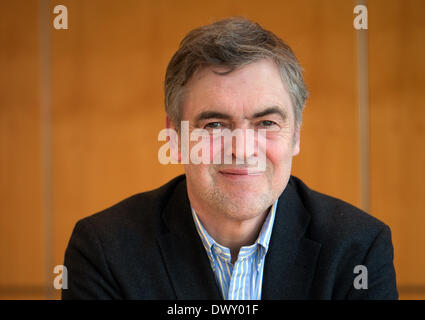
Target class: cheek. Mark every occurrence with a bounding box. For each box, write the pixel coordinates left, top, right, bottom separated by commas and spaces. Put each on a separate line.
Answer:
265, 137, 294, 169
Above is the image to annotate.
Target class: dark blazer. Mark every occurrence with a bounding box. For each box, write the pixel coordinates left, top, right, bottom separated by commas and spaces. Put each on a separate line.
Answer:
62, 175, 398, 299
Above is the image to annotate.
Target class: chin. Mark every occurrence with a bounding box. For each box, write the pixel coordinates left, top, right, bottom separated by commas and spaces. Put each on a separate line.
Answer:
218, 191, 273, 220
217, 177, 268, 194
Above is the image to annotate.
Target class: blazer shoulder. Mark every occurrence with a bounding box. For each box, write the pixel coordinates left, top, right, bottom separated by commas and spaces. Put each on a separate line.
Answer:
289, 176, 389, 244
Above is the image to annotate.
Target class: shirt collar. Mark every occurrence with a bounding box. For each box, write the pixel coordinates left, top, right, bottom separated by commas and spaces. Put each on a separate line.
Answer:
191, 199, 278, 256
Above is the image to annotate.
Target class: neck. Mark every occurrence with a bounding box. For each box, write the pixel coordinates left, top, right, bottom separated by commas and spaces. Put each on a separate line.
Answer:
192, 203, 269, 263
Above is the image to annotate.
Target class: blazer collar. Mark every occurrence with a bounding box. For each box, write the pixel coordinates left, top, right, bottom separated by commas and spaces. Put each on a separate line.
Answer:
262, 177, 322, 299
157, 175, 321, 300
157, 177, 222, 299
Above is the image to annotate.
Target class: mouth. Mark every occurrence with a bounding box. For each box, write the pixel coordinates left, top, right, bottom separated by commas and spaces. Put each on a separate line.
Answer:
218, 167, 264, 176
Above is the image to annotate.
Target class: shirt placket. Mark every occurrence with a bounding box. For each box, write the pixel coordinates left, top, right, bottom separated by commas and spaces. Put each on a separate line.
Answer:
227, 245, 258, 300
212, 244, 232, 299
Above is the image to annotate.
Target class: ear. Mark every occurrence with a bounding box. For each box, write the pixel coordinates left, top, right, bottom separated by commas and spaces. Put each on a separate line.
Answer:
165, 115, 174, 130
165, 116, 181, 162
292, 126, 301, 156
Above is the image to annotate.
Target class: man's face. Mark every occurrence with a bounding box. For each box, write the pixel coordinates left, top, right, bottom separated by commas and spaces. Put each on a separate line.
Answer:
175, 59, 300, 221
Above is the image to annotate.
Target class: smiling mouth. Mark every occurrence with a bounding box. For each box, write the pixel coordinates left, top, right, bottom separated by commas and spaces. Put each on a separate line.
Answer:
218, 168, 264, 175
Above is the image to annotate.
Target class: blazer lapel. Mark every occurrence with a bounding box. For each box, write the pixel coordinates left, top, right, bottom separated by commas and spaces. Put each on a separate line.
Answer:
157, 178, 222, 299
262, 177, 322, 299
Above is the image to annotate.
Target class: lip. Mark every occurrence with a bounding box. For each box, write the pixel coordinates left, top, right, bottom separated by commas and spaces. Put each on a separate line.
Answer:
219, 168, 264, 176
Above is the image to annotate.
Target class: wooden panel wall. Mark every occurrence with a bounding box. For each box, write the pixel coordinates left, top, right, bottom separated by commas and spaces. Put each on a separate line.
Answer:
0, 0, 424, 299
369, 0, 425, 299
0, 0, 45, 299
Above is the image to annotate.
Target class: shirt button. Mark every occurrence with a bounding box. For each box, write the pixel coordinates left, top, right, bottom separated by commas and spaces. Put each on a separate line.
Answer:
215, 247, 222, 255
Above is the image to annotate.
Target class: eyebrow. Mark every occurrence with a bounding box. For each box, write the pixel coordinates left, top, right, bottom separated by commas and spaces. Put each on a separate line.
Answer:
195, 111, 232, 123
251, 106, 287, 121
194, 106, 287, 124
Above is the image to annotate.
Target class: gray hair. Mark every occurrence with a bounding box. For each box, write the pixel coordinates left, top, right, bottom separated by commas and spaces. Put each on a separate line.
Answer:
164, 17, 308, 129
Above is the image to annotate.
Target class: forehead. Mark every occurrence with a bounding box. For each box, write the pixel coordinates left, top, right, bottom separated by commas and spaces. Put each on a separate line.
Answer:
182, 59, 293, 119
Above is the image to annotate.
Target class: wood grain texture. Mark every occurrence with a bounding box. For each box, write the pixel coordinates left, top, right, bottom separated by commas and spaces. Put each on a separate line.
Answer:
1, 0, 424, 299
0, 0, 45, 288
369, 0, 425, 289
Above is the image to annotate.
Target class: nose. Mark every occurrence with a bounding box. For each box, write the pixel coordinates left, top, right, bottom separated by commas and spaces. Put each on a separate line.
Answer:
231, 128, 257, 164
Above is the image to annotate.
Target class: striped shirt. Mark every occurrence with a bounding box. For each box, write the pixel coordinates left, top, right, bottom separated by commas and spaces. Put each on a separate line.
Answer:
191, 200, 278, 300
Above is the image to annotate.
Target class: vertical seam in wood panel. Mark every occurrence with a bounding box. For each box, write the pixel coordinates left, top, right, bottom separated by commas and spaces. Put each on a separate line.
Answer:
39, 0, 54, 299
356, 0, 370, 213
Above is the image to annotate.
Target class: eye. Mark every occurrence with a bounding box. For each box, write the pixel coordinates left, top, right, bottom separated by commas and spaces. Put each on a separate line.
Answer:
204, 122, 224, 129
258, 120, 278, 128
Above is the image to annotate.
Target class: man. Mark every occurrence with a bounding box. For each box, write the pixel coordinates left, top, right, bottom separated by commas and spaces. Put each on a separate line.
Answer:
63, 17, 398, 299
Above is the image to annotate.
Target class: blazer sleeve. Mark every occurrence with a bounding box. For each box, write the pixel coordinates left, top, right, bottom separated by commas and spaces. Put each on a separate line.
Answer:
346, 225, 398, 300
62, 218, 122, 299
